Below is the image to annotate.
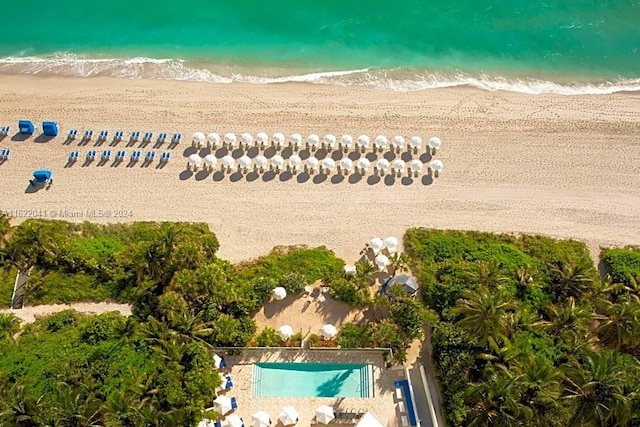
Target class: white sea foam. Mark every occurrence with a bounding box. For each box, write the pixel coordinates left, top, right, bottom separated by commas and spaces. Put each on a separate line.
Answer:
0, 53, 639, 95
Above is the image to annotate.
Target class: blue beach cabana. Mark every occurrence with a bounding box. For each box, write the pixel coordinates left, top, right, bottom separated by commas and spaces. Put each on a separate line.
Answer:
42, 121, 59, 136
30, 169, 52, 186
19, 120, 35, 135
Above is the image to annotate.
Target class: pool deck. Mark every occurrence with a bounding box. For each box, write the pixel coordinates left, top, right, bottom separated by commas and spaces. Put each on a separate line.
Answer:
217, 349, 404, 426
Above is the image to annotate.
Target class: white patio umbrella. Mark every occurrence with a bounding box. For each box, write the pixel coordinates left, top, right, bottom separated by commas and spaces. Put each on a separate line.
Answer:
198, 419, 217, 427
355, 412, 384, 427
288, 154, 302, 172
240, 133, 254, 148
272, 287, 287, 301
204, 154, 217, 169
315, 405, 335, 425
369, 237, 384, 254
375, 254, 389, 271
384, 236, 399, 253
392, 159, 406, 176
307, 134, 320, 150
222, 155, 235, 171
255, 155, 269, 172
239, 155, 252, 171
256, 132, 269, 148
430, 159, 444, 176
321, 158, 335, 174
339, 158, 353, 174
306, 156, 319, 172
273, 133, 286, 149
271, 154, 285, 172
290, 133, 303, 150
277, 325, 293, 341
279, 406, 299, 426
409, 159, 423, 176
376, 158, 390, 175
428, 136, 442, 153
374, 135, 388, 151
392, 135, 406, 152
192, 132, 206, 147
320, 324, 337, 339
223, 414, 244, 427
215, 371, 226, 391
188, 154, 203, 169
409, 136, 423, 153
207, 132, 221, 148
252, 410, 271, 427
213, 396, 233, 415
356, 135, 370, 151
340, 134, 353, 151
224, 133, 237, 148
323, 134, 336, 150
213, 353, 225, 369
357, 158, 370, 175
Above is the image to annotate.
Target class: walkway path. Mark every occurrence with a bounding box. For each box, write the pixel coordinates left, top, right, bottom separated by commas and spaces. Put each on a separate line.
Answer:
0, 302, 132, 324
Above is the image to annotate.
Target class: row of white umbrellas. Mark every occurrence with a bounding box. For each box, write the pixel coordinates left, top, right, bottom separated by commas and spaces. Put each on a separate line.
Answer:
192, 132, 442, 154
369, 236, 399, 254
203, 406, 381, 427
188, 153, 444, 177
276, 324, 336, 340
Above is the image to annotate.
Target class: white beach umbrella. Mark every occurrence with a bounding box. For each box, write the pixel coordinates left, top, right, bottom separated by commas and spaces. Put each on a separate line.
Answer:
204, 154, 217, 169
213, 396, 233, 415
376, 158, 390, 175
198, 419, 217, 427
192, 131, 206, 144
409, 136, 423, 152
240, 133, 254, 147
392, 135, 406, 151
375, 254, 389, 271
277, 325, 293, 341
273, 132, 286, 149
384, 236, 399, 253
306, 156, 319, 172
374, 135, 388, 151
213, 353, 225, 369
215, 371, 228, 392
357, 158, 371, 174
272, 287, 287, 301
255, 155, 269, 171
321, 158, 335, 174
339, 158, 353, 174
279, 406, 299, 426
188, 154, 203, 169
429, 136, 442, 152
340, 134, 353, 151
288, 154, 302, 171
224, 133, 237, 148
320, 324, 337, 339
430, 159, 444, 175
290, 133, 303, 150
222, 155, 235, 170
256, 132, 269, 147
252, 411, 271, 427
271, 154, 285, 171
223, 414, 244, 427
392, 159, 406, 175
315, 405, 335, 425
323, 134, 336, 150
409, 159, 423, 175
307, 134, 320, 150
355, 412, 384, 427
206, 132, 220, 148
369, 237, 384, 254
356, 135, 370, 151
239, 155, 252, 171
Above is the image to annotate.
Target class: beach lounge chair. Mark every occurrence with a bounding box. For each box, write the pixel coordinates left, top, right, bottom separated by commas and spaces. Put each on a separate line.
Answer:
157, 132, 167, 143
131, 151, 141, 161
102, 150, 112, 160
213, 422, 222, 427
114, 130, 124, 141
69, 151, 79, 161
131, 131, 140, 142
225, 375, 234, 389
99, 130, 109, 140
116, 150, 126, 160
230, 397, 238, 411
83, 130, 93, 141
0, 148, 10, 159
143, 132, 153, 142
19, 120, 35, 135
68, 129, 78, 139
1, 126, 11, 136
87, 150, 97, 160
145, 151, 155, 161
172, 133, 182, 144
160, 152, 171, 162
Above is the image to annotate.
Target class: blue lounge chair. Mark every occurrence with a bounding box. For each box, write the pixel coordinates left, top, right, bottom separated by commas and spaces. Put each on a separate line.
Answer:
143, 132, 153, 142
69, 151, 79, 161
145, 151, 155, 161
157, 132, 167, 143
42, 121, 58, 137
102, 150, 112, 160
114, 130, 124, 141
172, 133, 182, 143
131, 150, 141, 160
213, 422, 222, 427
0, 148, 10, 159
231, 397, 238, 410
116, 150, 126, 160
131, 131, 140, 142
1, 126, 11, 135
30, 169, 52, 186
220, 358, 227, 369
99, 130, 109, 140
19, 120, 35, 135
68, 129, 78, 139
160, 152, 171, 162
87, 150, 97, 160
84, 130, 93, 141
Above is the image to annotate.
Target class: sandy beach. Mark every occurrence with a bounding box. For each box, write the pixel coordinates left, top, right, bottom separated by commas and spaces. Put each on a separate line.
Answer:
0, 75, 638, 263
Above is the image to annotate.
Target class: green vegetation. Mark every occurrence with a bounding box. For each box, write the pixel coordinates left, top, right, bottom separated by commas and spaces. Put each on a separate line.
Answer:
405, 228, 640, 427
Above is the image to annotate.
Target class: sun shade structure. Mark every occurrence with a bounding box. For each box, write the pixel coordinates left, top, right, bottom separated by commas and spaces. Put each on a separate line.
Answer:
340, 134, 353, 150
307, 134, 320, 149
223, 414, 244, 427
290, 134, 303, 150
392, 159, 405, 175
306, 156, 319, 171
213, 396, 233, 415
409, 159, 423, 175
18, 120, 35, 135
42, 121, 58, 137
224, 133, 237, 147
356, 135, 370, 150
240, 133, 254, 147
192, 132, 206, 145
376, 159, 390, 174
369, 237, 384, 254
428, 136, 442, 152
204, 154, 217, 169
323, 134, 336, 149
272, 133, 286, 148
277, 325, 293, 340
188, 154, 203, 169
222, 155, 235, 170
256, 132, 269, 147
375, 254, 389, 271
383, 275, 419, 295
213, 353, 226, 369
252, 411, 271, 427
207, 132, 221, 148
288, 154, 302, 171
315, 405, 335, 425
355, 412, 384, 427
392, 135, 405, 151
271, 154, 285, 171
279, 406, 299, 426
384, 236, 399, 252
374, 135, 388, 151
321, 158, 335, 173
30, 169, 52, 185
239, 155, 252, 170
272, 287, 287, 301
254, 155, 269, 171
430, 159, 444, 175
357, 158, 371, 174
409, 136, 422, 152
339, 158, 353, 174
320, 324, 337, 339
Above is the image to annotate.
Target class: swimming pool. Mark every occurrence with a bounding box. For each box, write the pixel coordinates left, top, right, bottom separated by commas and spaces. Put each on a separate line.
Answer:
253, 362, 373, 398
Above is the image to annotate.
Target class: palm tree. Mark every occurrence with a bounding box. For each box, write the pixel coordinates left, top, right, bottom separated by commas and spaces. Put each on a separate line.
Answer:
543, 297, 595, 344
0, 382, 44, 427
0, 312, 21, 345
389, 252, 408, 275
354, 259, 375, 287
50, 384, 102, 427
514, 265, 543, 299
514, 355, 562, 426
1, 219, 57, 273
548, 257, 595, 302
470, 259, 508, 288
597, 299, 640, 351
0, 212, 11, 248
451, 286, 516, 346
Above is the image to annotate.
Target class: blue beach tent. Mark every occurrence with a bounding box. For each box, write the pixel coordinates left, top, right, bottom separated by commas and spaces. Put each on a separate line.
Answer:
42, 121, 59, 136
19, 120, 35, 135
30, 169, 52, 185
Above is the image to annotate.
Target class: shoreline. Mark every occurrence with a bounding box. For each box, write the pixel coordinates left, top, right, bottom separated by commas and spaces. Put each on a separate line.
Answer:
0, 75, 639, 263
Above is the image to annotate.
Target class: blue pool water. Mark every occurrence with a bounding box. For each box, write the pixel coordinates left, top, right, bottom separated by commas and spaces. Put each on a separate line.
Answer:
253, 362, 372, 398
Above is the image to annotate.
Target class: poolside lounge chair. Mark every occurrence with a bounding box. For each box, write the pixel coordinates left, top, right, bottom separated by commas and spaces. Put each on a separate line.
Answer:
102, 150, 112, 160
87, 150, 97, 160
160, 152, 171, 162
1, 126, 11, 136
69, 151, 79, 161
230, 397, 238, 411
400, 415, 409, 426
145, 151, 155, 161
83, 130, 93, 141
131, 151, 141, 161
157, 132, 167, 143
131, 131, 140, 142
172, 133, 182, 144
114, 130, 124, 141
68, 129, 78, 139
116, 150, 126, 160
99, 130, 109, 140
0, 148, 10, 159
143, 132, 153, 143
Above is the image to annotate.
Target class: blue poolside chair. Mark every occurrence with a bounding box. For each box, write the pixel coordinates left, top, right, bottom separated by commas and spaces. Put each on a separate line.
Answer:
131, 131, 140, 142
69, 151, 79, 161
143, 132, 153, 142
114, 130, 124, 141
231, 397, 238, 410
87, 150, 97, 160
145, 151, 155, 161
157, 132, 167, 143
172, 133, 182, 144
18, 120, 35, 135
0, 148, 10, 159
68, 129, 78, 139
84, 130, 93, 141
131, 150, 141, 160
99, 130, 109, 140
1, 126, 11, 135
102, 150, 112, 160
116, 150, 126, 160
160, 152, 171, 162
42, 121, 58, 137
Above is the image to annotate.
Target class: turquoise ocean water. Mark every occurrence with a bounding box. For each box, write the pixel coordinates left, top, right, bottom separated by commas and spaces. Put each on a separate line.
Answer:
0, 0, 639, 93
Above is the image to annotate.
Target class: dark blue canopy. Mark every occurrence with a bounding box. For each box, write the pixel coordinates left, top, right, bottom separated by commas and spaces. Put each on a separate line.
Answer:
42, 121, 58, 136
18, 120, 35, 135
32, 169, 52, 183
